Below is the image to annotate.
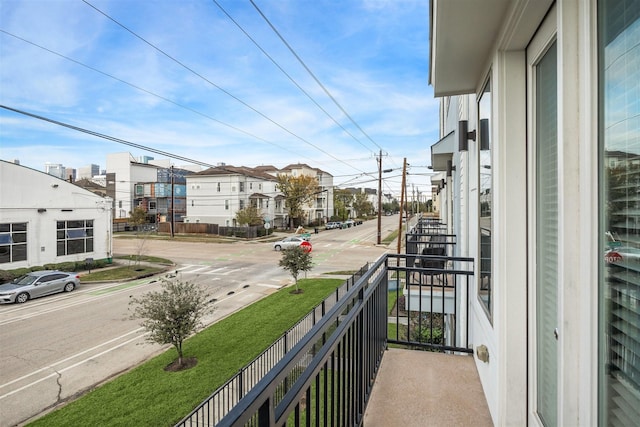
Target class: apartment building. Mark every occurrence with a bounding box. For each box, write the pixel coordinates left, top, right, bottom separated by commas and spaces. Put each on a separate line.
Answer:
105, 152, 192, 223
185, 163, 334, 228
184, 165, 281, 227
429, 0, 639, 425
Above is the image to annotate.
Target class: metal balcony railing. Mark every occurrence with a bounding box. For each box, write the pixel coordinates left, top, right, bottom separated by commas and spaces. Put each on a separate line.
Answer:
182, 255, 472, 426
176, 265, 370, 427
176, 218, 473, 426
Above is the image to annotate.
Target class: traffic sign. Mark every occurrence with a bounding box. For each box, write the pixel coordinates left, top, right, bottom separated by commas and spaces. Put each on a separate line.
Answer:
605, 251, 623, 264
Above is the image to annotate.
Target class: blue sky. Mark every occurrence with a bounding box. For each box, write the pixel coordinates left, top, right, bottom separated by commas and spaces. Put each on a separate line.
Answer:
0, 0, 438, 196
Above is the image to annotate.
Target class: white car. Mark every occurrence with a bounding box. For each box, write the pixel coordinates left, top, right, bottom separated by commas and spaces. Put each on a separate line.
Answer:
273, 236, 312, 252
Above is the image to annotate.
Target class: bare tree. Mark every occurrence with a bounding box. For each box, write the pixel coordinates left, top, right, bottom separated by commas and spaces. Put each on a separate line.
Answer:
129, 278, 211, 369
129, 206, 150, 265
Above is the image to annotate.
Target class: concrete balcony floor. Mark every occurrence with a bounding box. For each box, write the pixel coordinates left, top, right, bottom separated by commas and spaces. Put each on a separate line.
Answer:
363, 348, 492, 427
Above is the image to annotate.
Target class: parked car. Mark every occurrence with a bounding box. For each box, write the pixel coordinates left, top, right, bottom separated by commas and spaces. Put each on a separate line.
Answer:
273, 236, 313, 252
0, 270, 81, 304
326, 222, 342, 230
343, 219, 355, 228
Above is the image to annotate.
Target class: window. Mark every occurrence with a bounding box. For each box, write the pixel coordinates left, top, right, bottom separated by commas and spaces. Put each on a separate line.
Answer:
240, 182, 245, 192
225, 200, 229, 210
56, 220, 94, 256
249, 183, 253, 190
239, 200, 245, 209
149, 201, 157, 210
217, 182, 221, 192
0, 222, 27, 264
478, 77, 492, 318
599, 1, 640, 424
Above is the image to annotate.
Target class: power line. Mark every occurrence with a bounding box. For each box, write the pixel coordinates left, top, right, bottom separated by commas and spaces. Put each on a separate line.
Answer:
211, 0, 375, 155
249, 0, 383, 152
0, 105, 218, 168
82, 0, 369, 175
0, 29, 317, 165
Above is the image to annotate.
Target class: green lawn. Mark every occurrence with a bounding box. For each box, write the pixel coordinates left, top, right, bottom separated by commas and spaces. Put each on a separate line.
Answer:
29, 278, 344, 427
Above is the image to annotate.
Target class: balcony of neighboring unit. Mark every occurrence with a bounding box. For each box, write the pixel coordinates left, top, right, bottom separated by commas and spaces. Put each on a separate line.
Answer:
176, 216, 491, 427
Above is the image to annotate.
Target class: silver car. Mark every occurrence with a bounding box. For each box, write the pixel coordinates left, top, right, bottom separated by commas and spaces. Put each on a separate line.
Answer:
0, 270, 81, 304
273, 236, 312, 251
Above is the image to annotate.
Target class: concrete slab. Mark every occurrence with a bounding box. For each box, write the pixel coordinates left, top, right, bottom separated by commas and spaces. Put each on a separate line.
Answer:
363, 348, 493, 427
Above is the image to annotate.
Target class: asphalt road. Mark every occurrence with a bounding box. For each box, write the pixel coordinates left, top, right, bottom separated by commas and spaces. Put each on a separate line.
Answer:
0, 216, 400, 426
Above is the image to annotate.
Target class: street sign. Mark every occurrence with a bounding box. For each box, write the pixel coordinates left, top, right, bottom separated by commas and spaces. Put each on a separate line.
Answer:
301, 240, 312, 253
605, 251, 623, 264
264, 222, 271, 229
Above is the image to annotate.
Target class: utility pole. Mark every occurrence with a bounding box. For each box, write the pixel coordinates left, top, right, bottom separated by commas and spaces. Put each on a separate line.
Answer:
170, 165, 175, 238
377, 149, 382, 245
397, 158, 407, 254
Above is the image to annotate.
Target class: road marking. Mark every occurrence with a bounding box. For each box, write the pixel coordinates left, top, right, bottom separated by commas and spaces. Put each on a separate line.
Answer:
184, 266, 210, 274
0, 328, 145, 395
88, 279, 150, 295
202, 267, 227, 274
0, 280, 158, 326
255, 283, 282, 289
221, 268, 245, 275
0, 334, 147, 400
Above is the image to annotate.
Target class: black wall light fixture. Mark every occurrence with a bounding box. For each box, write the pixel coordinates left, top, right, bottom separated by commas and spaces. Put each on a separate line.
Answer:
447, 160, 456, 177
458, 120, 477, 152
480, 118, 490, 150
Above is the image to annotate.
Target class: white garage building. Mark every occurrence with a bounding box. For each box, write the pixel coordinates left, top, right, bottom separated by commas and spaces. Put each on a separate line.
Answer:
0, 160, 112, 270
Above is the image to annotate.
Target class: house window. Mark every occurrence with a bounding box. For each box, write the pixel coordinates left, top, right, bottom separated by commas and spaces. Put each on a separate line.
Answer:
239, 200, 245, 209
599, 0, 640, 424
259, 183, 262, 190
249, 183, 253, 190
0, 222, 27, 264
478, 77, 492, 319
225, 200, 229, 210
240, 182, 245, 192
217, 182, 221, 192
149, 201, 157, 210
56, 220, 93, 256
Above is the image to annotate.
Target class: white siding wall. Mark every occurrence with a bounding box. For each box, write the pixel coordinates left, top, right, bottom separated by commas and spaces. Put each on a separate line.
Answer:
0, 161, 112, 269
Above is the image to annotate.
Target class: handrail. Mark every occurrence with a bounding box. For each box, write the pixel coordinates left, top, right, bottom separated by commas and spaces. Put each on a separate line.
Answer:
175, 263, 369, 426
177, 250, 474, 426
215, 256, 388, 426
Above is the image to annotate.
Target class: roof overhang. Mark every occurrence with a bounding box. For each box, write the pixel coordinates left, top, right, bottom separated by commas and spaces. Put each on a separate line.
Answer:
429, 0, 554, 96
430, 131, 455, 171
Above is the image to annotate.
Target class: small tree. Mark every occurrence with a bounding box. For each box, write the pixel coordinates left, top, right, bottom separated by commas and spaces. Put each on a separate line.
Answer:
276, 174, 320, 228
129, 278, 211, 369
278, 246, 313, 293
129, 206, 150, 265
235, 205, 263, 226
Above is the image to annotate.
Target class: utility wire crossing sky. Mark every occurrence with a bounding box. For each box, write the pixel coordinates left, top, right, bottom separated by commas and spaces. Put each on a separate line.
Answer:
0, 0, 439, 195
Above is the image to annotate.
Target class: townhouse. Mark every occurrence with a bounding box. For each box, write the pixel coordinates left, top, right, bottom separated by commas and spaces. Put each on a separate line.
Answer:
185, 163, 334, 228
429, 0, 639, 425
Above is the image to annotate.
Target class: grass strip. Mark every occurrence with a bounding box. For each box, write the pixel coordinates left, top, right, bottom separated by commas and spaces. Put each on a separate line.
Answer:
29, 278, 343, 427
81, 266, 165, 282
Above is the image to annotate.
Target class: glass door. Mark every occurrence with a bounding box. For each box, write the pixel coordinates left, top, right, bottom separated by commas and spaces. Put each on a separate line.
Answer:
527, 6, 558, 426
